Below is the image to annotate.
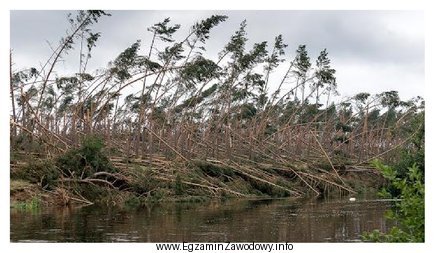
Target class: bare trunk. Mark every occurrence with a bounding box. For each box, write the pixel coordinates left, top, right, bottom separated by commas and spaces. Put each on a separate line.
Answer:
10, 51, 17, 137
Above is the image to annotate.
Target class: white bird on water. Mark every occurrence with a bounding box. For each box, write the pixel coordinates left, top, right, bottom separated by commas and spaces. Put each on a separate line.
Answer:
349, 197, 356, 202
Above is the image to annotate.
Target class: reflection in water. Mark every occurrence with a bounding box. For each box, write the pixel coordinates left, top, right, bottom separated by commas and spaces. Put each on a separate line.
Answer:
10, 198, 395, 242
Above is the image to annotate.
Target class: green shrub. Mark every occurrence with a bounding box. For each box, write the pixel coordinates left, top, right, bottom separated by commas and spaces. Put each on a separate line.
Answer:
194, 160, 234, 178
56, 135, 116, 178
128, 165, 159, 194
13, 196, 42, 211
148, 188, 167, 202
12, 160, 60, 189
124, 195, 141, 207
363, 160, 424, 242
174, 174, 184, 195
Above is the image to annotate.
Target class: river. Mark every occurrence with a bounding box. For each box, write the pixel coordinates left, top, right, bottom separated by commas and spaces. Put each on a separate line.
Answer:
10, 197, 395, 242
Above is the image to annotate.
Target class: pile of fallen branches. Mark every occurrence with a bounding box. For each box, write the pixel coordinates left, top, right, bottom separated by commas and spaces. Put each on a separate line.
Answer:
108, 152, 359, 198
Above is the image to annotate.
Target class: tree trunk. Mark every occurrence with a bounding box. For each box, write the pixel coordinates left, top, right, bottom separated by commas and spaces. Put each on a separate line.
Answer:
10, 51, 17, 138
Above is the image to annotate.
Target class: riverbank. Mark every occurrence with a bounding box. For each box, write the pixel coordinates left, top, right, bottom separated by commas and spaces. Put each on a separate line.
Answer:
10, 144, 385, 209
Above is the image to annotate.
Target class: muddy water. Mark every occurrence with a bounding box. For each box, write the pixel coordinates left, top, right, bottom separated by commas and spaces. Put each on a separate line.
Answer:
10, 197, 395, 242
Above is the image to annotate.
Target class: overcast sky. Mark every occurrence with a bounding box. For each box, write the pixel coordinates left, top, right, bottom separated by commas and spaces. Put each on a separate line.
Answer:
10, 10, 424, 101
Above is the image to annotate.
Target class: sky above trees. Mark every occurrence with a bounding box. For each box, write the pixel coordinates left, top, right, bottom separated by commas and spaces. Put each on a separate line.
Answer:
10, 10, 424, 101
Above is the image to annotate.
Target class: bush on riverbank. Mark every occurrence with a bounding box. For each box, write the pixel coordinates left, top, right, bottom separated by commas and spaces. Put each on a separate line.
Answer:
362, 161, 424, 242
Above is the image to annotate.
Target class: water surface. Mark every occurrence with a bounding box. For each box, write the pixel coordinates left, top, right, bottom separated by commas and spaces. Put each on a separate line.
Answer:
10, 197, 395, 242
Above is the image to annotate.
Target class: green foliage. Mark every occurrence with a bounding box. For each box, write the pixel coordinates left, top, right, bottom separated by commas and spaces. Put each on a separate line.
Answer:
335, 121, 352, 133
193, 15, 228, 43
174, 174, 184, 195
71, 10, 111, 26
293, 45, 311, 78
128, 165, 159, 195
363, 227, 411, 242
138, 57, 162, 72
58, 95, 74, 114
12, 68, 39, 86
56, 135, 116, 179
363, 160, 424, 242
299, 103, 320, 123
247, 178, 289, 197
56, 76, 79, 92
150, 106, 167, 125
174, 84, 218, 113
63, 10, 110, 51
238, 103, 257, 120
12, 160, 60, 189
244, 73, 266, 91
110, 40, 142, 81
180, 56, 221, 87
224, 20, 248, 58
394, 112, 425, 179
13, 196, 42, 211
159, 43, 185, 62
367, 108, 380, 122
354, 92, 370, 103
148, 188, 167, 202
380, 90, 400, 108
194, 160, 235, 178
11, 136, 116, 195
201, 83, 218, 98
265, 34, 287, 72
124, 195, 141, 208
148, 17, 180, 43
238, 42, 268, 71
315, 160, 334, 172
86, 32, 101, 54
12, 133, 44, 152
314, 49, 336, 93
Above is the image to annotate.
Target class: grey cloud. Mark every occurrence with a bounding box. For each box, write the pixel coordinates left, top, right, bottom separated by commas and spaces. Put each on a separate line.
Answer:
11, 10, 70, 54
10, 10, 424, 99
